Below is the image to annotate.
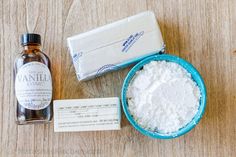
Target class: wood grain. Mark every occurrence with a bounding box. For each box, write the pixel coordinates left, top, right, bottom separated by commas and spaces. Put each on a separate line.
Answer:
0, 0, 235, 156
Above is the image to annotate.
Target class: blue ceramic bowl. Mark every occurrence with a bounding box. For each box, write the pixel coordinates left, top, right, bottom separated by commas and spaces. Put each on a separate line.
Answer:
121, 54, 207, 139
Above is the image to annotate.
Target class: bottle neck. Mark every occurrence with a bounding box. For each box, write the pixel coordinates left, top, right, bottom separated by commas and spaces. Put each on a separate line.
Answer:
23, 44, 41, 51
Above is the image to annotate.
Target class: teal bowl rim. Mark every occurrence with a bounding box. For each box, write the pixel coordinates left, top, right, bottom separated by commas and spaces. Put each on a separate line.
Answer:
121, 54, 207, 139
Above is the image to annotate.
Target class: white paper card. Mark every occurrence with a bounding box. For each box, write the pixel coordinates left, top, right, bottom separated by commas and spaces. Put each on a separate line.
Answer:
53, 97, 121, 132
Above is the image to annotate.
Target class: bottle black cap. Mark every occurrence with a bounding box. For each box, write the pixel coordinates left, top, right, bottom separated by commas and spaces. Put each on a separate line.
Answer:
21, 33, 41, 46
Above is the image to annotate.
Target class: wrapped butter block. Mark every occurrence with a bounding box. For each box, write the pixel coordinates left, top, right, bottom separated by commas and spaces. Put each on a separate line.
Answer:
67, 11, 164, 81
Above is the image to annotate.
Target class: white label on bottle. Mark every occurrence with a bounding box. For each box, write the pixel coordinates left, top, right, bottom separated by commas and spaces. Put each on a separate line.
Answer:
15, 62, 52, 110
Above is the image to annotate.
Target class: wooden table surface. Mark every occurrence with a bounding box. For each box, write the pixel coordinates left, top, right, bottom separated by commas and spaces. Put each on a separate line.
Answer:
0, 0, 236, 157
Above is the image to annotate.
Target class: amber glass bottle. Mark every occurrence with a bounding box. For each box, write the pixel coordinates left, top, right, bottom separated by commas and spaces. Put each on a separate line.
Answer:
14, 33, 53, 124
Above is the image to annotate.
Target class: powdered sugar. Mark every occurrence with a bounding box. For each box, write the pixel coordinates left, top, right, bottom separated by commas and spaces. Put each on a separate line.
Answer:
127, 61, 201, 134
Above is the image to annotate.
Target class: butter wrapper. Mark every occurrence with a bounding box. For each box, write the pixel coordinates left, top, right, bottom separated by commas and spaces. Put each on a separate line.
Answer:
67, 11, 164, 81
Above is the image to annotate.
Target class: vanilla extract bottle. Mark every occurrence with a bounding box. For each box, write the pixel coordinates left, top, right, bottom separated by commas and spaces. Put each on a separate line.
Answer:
14, 33, 53, 124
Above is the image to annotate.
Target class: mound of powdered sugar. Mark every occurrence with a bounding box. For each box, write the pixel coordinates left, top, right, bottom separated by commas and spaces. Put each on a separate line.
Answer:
127, 61, 201, 134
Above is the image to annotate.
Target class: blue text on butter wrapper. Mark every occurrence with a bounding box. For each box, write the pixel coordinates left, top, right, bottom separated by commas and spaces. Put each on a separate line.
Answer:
122, 31, 144, 53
